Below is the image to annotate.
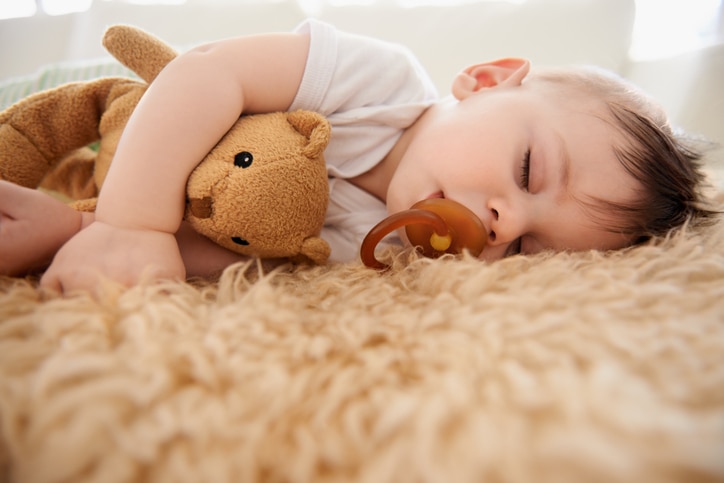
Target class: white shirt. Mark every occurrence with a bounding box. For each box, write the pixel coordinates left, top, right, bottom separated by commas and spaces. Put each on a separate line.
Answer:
289, 19, 438, 262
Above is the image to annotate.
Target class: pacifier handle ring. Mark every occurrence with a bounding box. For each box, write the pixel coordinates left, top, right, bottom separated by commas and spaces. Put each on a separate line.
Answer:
361, 198, 488, 270
360, 209, 449, 270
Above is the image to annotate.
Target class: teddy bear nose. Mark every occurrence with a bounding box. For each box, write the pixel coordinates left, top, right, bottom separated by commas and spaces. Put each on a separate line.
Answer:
188, 196, 212, 218
232, 237, 250, 246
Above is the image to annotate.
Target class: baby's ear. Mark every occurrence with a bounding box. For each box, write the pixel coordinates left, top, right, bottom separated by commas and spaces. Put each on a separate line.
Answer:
451, 58, 531, 100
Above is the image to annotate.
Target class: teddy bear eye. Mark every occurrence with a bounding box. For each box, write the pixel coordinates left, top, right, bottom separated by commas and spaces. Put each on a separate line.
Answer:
234, 151, 253, 168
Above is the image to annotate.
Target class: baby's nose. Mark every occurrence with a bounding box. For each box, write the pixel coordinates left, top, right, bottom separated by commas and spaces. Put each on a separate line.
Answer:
479, 207, 498, 243
485, 206, 523, 247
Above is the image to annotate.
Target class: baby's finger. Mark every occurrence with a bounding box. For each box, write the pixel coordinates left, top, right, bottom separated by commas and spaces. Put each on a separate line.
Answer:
41, 267, 103, 295
39, 268, 63, 294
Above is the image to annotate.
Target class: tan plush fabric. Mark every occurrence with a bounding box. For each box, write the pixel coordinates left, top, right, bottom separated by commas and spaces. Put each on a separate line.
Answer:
0, 25, 331, 264
1, 205, 722, 483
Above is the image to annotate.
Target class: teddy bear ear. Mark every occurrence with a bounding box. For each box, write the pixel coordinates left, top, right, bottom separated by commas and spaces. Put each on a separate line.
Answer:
298, 236, 331, 265
103, 25, 178, 84
287, 110, 331, 160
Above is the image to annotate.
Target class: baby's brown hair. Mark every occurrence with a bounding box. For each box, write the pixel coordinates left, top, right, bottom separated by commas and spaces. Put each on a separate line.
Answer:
531, 66, 719, 244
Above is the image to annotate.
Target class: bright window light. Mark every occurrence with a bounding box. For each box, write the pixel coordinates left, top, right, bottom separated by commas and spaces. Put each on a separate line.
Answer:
41, 0, 93, 15
630, 0, 723, 60
111, 0, 186, 4
1, 0, 721, 60
0, 0, 36, 19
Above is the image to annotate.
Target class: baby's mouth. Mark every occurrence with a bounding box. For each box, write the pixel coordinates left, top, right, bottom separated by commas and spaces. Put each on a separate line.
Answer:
380, 195, 488, 259
421, 192, 491, 236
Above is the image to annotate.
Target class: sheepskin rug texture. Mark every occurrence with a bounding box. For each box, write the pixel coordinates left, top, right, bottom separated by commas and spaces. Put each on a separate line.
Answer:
1, 215, 723, 482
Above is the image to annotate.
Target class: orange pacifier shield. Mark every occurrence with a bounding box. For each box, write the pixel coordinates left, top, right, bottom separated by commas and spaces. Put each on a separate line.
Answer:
360, 198, 488, 270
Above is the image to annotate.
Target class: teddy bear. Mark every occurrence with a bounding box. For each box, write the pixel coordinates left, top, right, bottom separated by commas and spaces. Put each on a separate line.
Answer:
0, 25, 332, 265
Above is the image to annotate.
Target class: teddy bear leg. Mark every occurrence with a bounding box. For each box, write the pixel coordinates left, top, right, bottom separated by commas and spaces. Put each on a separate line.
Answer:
0, 181, 89, 276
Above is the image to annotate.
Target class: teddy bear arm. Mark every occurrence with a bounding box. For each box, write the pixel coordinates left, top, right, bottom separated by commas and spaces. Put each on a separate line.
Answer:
298, 237, 331, 265
0, 77, 141, 189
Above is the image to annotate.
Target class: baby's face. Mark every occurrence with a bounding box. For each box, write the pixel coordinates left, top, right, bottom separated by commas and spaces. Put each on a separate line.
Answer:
386, 78, 640, 261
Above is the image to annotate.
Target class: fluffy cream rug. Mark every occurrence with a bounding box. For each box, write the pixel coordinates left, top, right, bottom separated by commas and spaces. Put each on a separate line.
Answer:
1, 204, 723, 482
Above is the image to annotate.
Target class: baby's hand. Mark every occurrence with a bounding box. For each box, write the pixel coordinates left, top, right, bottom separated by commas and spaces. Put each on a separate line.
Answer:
40, 221, 185, 293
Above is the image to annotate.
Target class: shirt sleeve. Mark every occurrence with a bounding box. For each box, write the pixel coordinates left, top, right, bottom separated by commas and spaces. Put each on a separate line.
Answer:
291, 19, 438, 178
289, 19, 437, 262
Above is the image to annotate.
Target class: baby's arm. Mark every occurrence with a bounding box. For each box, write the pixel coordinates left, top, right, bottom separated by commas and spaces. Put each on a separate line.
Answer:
0, 181, 90, 276
40, 33, 310, 292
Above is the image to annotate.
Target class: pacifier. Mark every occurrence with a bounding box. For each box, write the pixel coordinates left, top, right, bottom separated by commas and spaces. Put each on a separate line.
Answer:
360, 198, 488, 270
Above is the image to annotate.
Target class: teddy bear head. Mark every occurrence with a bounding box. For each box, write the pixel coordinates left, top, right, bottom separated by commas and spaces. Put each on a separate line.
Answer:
184, 110, 331, 265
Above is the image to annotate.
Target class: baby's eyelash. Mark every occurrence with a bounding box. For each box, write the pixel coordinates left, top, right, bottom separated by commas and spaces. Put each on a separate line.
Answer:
520, 149, 531, 190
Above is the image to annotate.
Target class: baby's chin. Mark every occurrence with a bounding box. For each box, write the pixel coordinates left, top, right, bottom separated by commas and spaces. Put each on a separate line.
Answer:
387, 190, 442, 216
383, 193, 406, 216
